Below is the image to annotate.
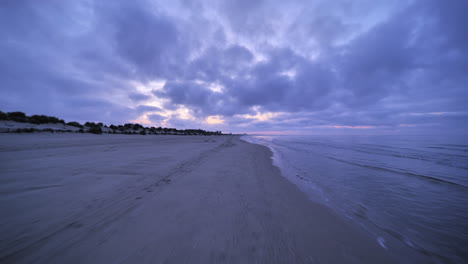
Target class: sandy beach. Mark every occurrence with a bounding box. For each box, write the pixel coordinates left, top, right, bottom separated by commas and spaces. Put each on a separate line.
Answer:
0, 133, 395, 263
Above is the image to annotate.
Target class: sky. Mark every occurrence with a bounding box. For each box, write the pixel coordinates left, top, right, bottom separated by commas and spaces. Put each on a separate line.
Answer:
1, 0, 467, 134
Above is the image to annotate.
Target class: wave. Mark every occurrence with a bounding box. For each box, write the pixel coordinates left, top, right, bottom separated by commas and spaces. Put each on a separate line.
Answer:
326, 156, 468, 189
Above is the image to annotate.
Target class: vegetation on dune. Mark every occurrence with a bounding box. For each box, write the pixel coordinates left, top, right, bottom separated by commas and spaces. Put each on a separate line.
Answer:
29, 115, 65, 124
7, 112, 28, 122
0, 111, 66, 124
0, 110, 224, 136
0, 111, 8, 120
66, 121, 83, 128
88, 125, 103, 134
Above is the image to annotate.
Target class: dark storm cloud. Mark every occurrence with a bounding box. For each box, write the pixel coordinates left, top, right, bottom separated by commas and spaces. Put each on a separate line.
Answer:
108, 2, 183, 79
223, 48, 334, 112
156, 81, 213, 109
0, 0, 467, 133
187, 44, 254, 82
154, 80, 241, 117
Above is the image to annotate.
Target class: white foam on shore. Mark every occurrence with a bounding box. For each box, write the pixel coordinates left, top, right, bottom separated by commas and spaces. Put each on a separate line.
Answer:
240, 135, 329, 204
240, 135, 282, 168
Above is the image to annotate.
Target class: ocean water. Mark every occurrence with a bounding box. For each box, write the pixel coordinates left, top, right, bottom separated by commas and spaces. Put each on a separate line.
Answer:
242, 135, 468, 264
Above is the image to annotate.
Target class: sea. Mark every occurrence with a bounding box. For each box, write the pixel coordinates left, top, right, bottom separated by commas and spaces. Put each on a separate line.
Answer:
242, 135, 468, 264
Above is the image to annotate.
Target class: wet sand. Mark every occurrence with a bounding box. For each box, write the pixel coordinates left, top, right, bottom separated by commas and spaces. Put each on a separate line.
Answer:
0, 134, 394, 263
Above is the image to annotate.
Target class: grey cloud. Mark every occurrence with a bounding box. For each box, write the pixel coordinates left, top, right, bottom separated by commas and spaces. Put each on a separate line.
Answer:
1, 0, 467, 133
148, 114, 166, 122
188, 44, 253, 81
165, 114, 204, 129
220, 0, 273, 36
136, 105, 162, 113
154, 81, 220, 116
129, 92, 152, 102
112, 6, 179, 78
221, 48, 334, 112
336, 13, 416, 108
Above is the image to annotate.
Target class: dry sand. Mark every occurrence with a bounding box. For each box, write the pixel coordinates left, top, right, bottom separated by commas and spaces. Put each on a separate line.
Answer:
0, 133, 395, 263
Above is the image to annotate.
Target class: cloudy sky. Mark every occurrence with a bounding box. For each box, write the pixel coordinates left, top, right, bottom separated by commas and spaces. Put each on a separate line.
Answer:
1, 0, 467, 134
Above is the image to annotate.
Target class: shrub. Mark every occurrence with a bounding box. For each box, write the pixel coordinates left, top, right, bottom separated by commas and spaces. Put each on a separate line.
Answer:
67, 121, 83, 128
49, 116, 64, 124
88, 126, 102, 134
29, 115, 45, 124
132, 124, 143, 130
78, 128, 84, 133
8, 112, 27, 122
29, 115, 64, 124
140, 130, 146, 135
85, 122, 96, 127
0, 111, 8, 120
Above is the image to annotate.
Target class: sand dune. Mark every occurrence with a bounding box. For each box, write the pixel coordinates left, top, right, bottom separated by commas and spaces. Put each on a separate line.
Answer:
1, 134, 395, 263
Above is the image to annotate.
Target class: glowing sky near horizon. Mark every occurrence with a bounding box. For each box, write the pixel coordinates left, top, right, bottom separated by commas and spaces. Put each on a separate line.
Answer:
0, 0, 467, 134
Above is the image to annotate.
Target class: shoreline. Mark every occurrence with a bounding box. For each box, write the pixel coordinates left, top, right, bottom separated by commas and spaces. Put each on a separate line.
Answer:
241, 135, 437, 264
2, 134, 398, 263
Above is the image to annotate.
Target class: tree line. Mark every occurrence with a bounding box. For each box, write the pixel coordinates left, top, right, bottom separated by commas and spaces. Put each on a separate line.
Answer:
0, 111, 223, 136
0, 111, 66, 124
